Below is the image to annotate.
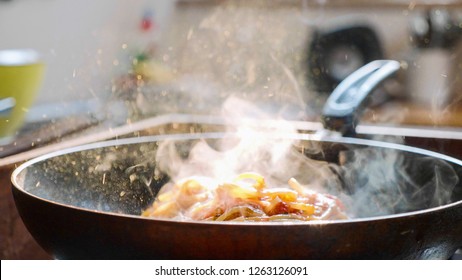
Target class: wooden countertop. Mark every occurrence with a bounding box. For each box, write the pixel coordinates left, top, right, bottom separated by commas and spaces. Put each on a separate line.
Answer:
363, 101, 462, 127
0, 167, 51, 259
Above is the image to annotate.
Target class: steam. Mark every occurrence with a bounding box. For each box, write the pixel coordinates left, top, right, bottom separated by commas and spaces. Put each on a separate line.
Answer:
150, 95, 459, 219
155, 96, 338, 194
149, 1, 331, 192
131, 1, 461, 219
130, 0, 314, 119
337, 144, 459, 217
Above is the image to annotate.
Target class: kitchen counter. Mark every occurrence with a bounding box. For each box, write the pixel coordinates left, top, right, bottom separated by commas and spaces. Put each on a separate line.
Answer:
0, 167, 51, 259
364, 101, 462, 127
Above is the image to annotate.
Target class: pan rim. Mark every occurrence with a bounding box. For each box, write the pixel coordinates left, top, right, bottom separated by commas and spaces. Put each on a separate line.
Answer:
11, 132, 462, 226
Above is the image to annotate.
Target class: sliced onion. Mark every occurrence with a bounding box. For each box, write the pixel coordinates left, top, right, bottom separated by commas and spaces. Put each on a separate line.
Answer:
288, 177, 304, 193
262, 188, 298, 202
268, 214, 308, 221
215, 205, 264, 221
218, 183, 259, 199
233, 172, 266, 190
142, 201, 178, 218
288, 202, 315, 214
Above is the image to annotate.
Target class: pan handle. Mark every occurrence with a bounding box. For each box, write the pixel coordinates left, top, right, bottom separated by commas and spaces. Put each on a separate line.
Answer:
322, 60, 401, 136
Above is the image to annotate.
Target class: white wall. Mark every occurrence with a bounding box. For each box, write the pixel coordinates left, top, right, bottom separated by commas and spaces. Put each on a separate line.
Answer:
0, 0, 175, 105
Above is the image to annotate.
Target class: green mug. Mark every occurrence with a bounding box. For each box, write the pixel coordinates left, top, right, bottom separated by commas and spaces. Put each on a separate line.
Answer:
0, 49, 44, 142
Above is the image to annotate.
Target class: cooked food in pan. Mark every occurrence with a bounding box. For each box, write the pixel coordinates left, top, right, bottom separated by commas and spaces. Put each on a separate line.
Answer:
142, 172, 348, 221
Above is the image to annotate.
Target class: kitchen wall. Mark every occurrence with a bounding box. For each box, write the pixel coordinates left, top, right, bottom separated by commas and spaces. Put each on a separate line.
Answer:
2, 0, 459, 122
0, 0, 174, 109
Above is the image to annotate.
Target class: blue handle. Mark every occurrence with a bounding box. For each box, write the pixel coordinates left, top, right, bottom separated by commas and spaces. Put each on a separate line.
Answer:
322, 60, 401, 136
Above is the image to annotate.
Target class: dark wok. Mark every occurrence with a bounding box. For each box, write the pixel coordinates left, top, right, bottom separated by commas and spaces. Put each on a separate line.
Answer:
10, 132, 462, 259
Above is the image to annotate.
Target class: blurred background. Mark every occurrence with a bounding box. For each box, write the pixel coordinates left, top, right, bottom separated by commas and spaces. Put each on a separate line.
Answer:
3, 0, 462, 259
2, 0, 462, 136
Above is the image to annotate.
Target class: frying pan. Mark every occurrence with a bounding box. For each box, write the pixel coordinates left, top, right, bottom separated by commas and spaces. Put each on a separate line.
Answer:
10, 132, 462, 259
9, 60, 462, 259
